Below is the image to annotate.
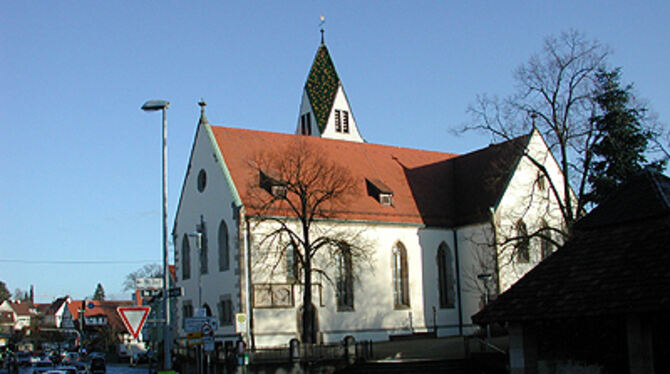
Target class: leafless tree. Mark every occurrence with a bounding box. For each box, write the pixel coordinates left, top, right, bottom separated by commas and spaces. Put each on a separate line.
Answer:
123, 263, 162, 291
246, 138, 373, 344
462, 30, 609, 240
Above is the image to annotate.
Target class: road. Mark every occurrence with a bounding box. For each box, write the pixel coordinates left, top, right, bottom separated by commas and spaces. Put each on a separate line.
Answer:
11, 363, 151, 374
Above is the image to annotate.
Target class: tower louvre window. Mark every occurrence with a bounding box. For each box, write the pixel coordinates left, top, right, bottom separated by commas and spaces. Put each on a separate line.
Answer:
301, 114, 312, 135
335, 110, 342, 132
366, 178, 393, 206
342, 111, 349, 133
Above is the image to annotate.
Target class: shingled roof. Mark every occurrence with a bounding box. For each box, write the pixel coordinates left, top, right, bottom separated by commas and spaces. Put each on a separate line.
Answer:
472, 171, 670, 324
304, 44, 340, 133
210, 126, 527, 227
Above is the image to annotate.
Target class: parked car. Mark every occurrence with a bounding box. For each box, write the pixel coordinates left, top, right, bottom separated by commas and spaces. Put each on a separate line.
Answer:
33, 359, 55, 374
53, 365, 77, 374
17, 351, 32, 366
61, 352, 81, 365
90, 356, 105, 374
71, 362, 88, 374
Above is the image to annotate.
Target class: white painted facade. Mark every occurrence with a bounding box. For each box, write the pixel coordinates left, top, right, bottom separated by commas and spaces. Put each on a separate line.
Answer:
172, 120, 243, 341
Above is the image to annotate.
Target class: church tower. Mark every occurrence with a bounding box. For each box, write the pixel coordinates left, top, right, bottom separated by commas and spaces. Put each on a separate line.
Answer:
296, 35, 364, 142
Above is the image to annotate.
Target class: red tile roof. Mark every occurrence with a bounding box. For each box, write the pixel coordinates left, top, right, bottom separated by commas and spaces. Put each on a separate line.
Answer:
211, 126, 527, 227
68, 300, 135, 331
472, 172, 670, 324
8, 301, 35, 316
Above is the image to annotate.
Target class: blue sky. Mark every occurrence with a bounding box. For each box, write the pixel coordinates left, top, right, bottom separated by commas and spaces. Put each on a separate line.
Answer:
2, 2, 669, 303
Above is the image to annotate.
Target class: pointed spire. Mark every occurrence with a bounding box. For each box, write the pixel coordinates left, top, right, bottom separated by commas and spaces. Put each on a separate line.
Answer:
198, 98, 209, 125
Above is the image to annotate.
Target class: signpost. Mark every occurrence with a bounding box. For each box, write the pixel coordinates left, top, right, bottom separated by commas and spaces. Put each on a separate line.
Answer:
202, 323, 214, 352
117, 306, 151, 340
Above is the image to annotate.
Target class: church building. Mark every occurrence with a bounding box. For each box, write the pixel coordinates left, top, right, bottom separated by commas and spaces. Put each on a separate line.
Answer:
172, 37, 568, 348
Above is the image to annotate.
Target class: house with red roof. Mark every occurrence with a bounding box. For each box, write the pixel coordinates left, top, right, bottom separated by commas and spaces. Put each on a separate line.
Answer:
172, 38, 570, 348
0, 300, 38, 332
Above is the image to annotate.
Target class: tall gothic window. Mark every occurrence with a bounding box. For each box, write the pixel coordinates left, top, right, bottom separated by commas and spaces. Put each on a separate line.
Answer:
336, 245, 354, 310
286, 242, 299, 283
197, 219, 208, 275
182, 300, 193, 328
218, 295, 233, 326
218, 220, 229, 271
437, 242, 455, 308
182, 235, 191, 280
392, 242, 410, 308
516, 220, 530, 263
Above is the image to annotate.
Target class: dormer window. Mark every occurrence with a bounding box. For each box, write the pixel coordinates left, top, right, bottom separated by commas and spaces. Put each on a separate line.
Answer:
260, 171, 287, 198
379, 193, 393, 207
366, 178, 393, 206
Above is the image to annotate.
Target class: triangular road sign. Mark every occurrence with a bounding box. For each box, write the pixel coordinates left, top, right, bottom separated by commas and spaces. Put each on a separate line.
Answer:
117, 306, 151, 339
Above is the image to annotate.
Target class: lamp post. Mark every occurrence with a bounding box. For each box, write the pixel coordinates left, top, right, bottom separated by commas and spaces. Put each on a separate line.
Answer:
477, 273, 492, 349
141, 99, 171, 370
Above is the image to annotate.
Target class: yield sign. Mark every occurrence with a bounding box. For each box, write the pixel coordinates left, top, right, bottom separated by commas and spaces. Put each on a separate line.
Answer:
117, 306, 151, 339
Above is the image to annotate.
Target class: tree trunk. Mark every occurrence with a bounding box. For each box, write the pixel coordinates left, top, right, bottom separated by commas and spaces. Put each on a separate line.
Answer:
301, 257, 317, 343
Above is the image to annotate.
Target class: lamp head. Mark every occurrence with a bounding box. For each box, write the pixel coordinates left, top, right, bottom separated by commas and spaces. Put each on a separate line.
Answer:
141, 100, 170, 111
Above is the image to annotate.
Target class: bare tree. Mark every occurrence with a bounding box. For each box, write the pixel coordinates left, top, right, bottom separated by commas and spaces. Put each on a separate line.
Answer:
247, 138, 372, 343
463, 30, 610, 240
123, 263, 162, 291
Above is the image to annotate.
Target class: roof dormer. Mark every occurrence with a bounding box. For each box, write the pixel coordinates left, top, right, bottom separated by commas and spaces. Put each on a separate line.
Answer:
296, 39, 364, 142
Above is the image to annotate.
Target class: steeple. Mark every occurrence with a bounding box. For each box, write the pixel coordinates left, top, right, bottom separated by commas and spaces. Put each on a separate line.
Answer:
296, 34, 364, 142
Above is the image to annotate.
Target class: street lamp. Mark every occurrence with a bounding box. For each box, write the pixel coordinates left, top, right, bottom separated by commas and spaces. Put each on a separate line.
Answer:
477, 273, 492, 349
141, 99, 171, 370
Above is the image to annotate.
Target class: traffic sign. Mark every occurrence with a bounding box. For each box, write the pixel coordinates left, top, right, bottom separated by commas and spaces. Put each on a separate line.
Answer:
117, 306, 151, 339
167, 287, 183, 298
202, 322, 214, 352
185, 316, 218, 333
141, 289, 161, 297
235, 313, 247, 334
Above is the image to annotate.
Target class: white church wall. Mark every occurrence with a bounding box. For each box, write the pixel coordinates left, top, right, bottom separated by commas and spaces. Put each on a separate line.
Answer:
247, 219, 456, 347
173, 122, 241, 339
495, 131, 568, 292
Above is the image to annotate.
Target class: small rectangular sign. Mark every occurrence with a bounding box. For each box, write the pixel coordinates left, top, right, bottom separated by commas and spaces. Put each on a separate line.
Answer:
185, 316, 219, 333
136, 278, 163, 290
167, 287, 183, 298
235, 313, 248, 334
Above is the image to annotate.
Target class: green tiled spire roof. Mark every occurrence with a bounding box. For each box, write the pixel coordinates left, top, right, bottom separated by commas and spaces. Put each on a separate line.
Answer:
305, 44, 340, 133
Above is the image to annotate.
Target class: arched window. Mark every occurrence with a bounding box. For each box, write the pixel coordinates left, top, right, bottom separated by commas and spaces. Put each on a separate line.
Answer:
516, 220, 530, 263
198, 220, 208, 275
437, 242, 455, 308
202, 303, 212, 316
392, 242, 410, 308
540, 220, 553, 260
182, 235, 191, 280
218, 220, 229, 271
286, 242, 299, 283
336, 244, 354, 310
